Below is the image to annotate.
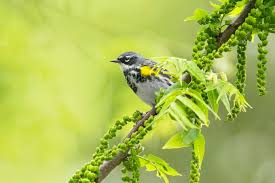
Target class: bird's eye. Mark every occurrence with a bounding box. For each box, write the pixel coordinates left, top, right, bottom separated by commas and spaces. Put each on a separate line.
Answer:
121, 56, 131, 63
124, 56, 131, 62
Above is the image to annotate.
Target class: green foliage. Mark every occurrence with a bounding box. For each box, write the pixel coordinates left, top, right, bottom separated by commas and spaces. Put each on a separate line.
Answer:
155, 58, 250, 126
152, 57, 206, 83
69, 111, 147, 183
162, 131, 191, 149
189, 151, 200, 183
121, 147, 141, 183
162, 129, 199, 149
236, 40, 247, 94
185, 9, 209, 22
193, 133, 205, 168
255, 3, 272, 95
139, 154, 181, 183
70, 0, 274, 183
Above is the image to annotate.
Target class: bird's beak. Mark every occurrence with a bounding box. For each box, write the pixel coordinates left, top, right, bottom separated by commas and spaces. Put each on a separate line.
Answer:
110, 60, 120, 63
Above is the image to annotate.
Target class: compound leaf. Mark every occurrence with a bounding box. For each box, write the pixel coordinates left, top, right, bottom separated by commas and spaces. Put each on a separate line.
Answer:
193, 133, 205, 168
139, 154, 182, 183
176, 96, 209, 126
185, 61, 206, 83
183, 128, 200, 145
162, 130, 191, 149
170, 101, 198, 129
207, 89, 220, 114
185, 8, 209, 21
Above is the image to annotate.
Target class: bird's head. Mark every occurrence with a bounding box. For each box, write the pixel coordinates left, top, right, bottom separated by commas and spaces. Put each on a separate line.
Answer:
111, 51, 145, 70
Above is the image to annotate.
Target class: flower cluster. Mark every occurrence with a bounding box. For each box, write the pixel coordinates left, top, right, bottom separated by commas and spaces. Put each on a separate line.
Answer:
69, 110, 153, 183
198, 0, 242, 25
256, 2, 271, 96
189, 151, 200, 183
70, 1, 274, 183
121, 147, 141, 183
191, 0, 272, 120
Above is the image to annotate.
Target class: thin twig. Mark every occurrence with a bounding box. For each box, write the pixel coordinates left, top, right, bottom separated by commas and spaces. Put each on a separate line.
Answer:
217, 0, 256, 47
96, 107, 156, 182
96, 1, 256, 182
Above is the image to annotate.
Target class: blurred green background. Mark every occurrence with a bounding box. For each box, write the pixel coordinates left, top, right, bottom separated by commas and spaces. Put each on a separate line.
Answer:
0, 0, 274, 183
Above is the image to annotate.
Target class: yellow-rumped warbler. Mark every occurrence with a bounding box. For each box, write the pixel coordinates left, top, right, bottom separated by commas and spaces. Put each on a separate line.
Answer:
111, 52, 189, 106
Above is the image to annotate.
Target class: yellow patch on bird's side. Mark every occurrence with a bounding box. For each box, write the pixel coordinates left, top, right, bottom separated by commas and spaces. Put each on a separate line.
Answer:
140, 66, 157, 76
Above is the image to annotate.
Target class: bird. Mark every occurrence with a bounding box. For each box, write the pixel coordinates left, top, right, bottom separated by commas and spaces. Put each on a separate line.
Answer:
111, 51, 178, 106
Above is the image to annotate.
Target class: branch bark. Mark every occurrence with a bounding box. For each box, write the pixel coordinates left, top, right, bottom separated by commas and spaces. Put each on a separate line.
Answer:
96, 1, 256, 182
96, 107, 156, 182
217, 0, 256, 47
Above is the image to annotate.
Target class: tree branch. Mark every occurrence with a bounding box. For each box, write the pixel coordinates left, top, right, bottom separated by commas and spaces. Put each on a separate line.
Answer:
95, 1, 256, 182
96, 107, 156, 182
217, 0, 256, 47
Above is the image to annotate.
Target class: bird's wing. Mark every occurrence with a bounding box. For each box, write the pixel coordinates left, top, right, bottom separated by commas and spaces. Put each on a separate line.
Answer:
143, 58, 158, 67
142, 59, 173, 80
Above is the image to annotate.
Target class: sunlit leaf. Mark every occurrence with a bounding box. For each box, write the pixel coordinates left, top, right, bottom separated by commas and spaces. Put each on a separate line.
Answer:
194, 133, 205, 168
217, 82, 232, 102
207, 89, 219, 114
168, 108, 187, 130
158, 171, 169, 183
228, 5, 245, 17
156, 88, 182, 108
184, 8, 209, 21
145, 155, 181, 176
139, 154, 182, 183
185, 61, 206, 82
185, 89, 220, 119
209, 1, 220, 9
183, 128, 200, 145
170, 102, 198, 129
162, 131, 191, 149
217, 87, 231, 113
176, 96, 209, 126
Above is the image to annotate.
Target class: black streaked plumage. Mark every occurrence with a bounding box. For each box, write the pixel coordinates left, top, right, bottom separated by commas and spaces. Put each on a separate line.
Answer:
112, 52, 174, 106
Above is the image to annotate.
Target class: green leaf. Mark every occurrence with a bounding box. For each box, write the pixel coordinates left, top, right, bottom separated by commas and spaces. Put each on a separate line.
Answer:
139, 158, 156, 171
216, 82, 231, 102
205, 81, 220, 92
217, 87, 231, 113
170, 101, 198, 129
176, 96, 209, 126
184, 8, 209, 22
162, 131, 191, 149
168, 108, 187, 130
163, 82, 184, 95
183, 128, 200, 145
207, 80, 231, 113
163, 129, 200, 150
269, 13, 275, 32
193, 133, 205, 168
156, 88, 182, 108
139, 157, 148, 167
269, 28, 275, 33
228, 1, 246, 17
266, 0, 275, 6
185, 61, 206, 82
207, 89, 219, 114
209, 1, 220, 9
185, 89, 220, 119
158, 171, 169, 183
146, 154, 181, 176
139, 154, 182, 183
206, 79, 251, 115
